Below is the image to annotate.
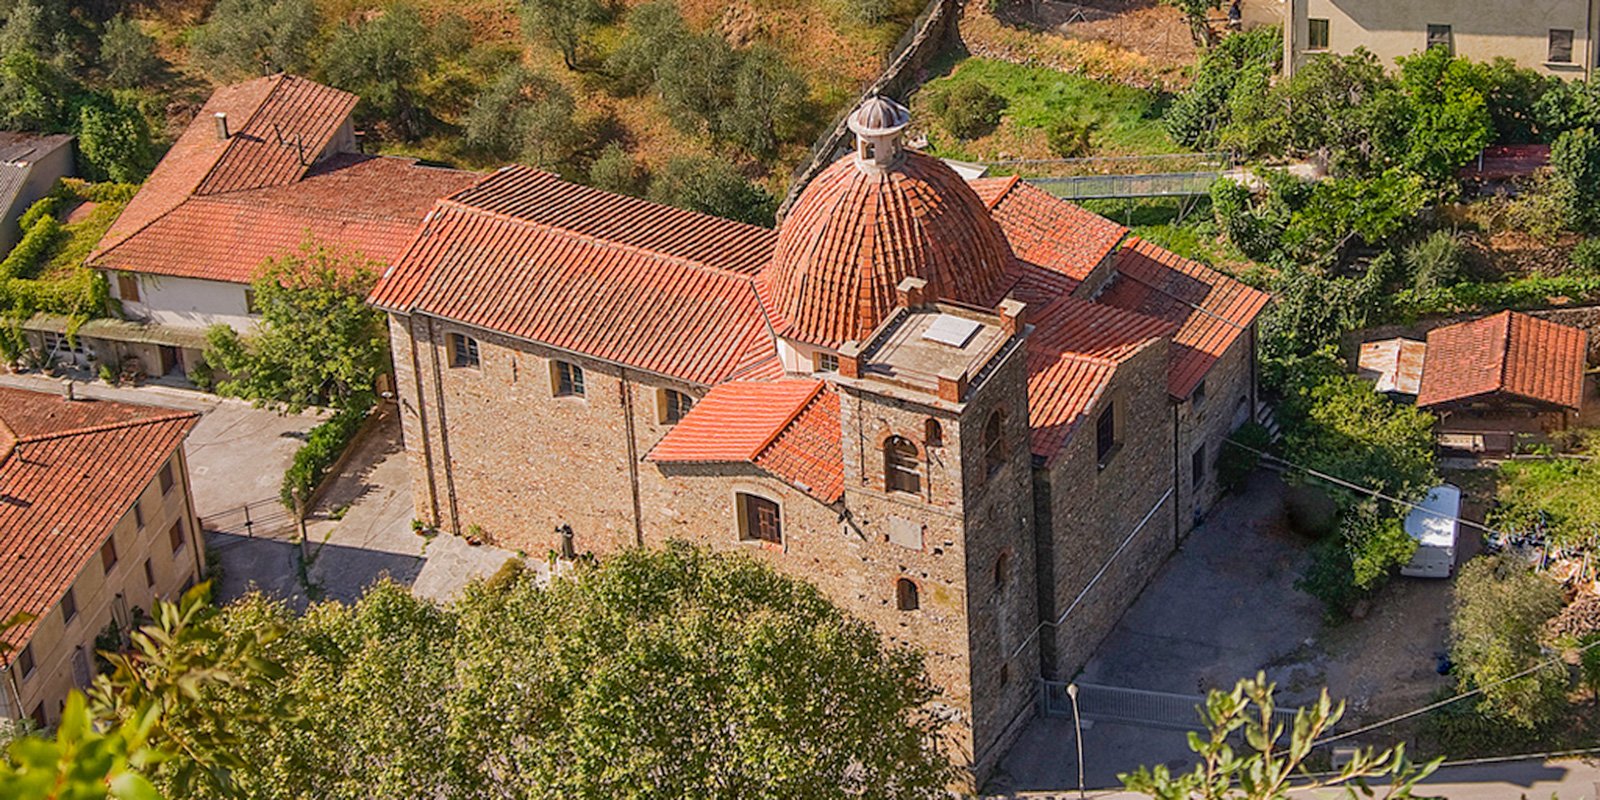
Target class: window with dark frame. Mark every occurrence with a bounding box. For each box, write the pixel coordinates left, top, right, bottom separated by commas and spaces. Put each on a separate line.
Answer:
556, 361, 585, 397
924, 418, 943, 447
117, 272, 140, 303
17, 645, 34, 677
144, 558, 155, 587
983, 410, 1006, 476
450, 334, 480, 369
132, 499, 144, 529
1096, 404, 1117, 465
100, 536, 118, 573
662, 389, 694, 424
1550, 29, 1575, 63
1426, 24, 1452, 54
1307, 18, 1329, 50
815, 352, 840, 373
169, 520, 185, 553
739, 493, 782, 544
884, 436, 921, 495
159, 463, 174, 495
895, 578, 919, 611
61, 587, 77, 623
994, 551, 1010, 590
1192, 445, 1207, 488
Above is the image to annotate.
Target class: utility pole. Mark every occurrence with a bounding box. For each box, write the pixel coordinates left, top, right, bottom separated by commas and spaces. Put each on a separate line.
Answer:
1068, 683, 1086, 800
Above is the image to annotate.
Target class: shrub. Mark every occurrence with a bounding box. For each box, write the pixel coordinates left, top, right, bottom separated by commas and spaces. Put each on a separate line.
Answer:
0, 214, 61, 280
1216, 421, 1270, 494
1552, 127, 1600, 233
647, 156, 776, 227
1404, 230, 1465, 292
587, 142, 645, 196
928, 80, 1006, 140
1296, 501, 1415, 619
99, 14, 163, 89
1045, 118, 1094, 158
463, 64, 579, 168
280, 400, 371, 510
1450, 556, 1568, 728
76, 93, 155, 183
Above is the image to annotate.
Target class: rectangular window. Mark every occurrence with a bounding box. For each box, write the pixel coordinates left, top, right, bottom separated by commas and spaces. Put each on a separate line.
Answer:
738, 493, 782, 545
1191, 378, 1207, 409
100, 536, 118, 573
1096, 404, 1117, 466
555, 361, 585, 397
1192, 445, 1207, 488
815, 352, 839, 373
17, 644, 34, 678
1307, 18, 1329, 50
1427, 24, 1452, 54
449, 333, 479, 368
1550, 29, 1575, 63
661, 389, 694, 424
132, 499, 144, 529
169, 520, 185, 553
159, 463, 175, 495
61, 587, 77, 624
117, 272, 140, 303
144, 558, 155, 587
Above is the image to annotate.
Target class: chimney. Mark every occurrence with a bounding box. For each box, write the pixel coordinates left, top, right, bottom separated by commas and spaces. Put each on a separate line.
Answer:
214, 112, 229, 141
897, 276, 927, 309
63, 380, 75, 402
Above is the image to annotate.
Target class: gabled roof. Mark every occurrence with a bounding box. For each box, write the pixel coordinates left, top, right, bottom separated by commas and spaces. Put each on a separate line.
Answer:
0, 388, 199, 661
91, 75, 477, 284
972, 176, 1129, 289
371, 167, 782, 386
647, 380, 844, 503
1417, 311, 1587, 410
1026, 294, 1173, 464
1095, 237, 1271, 400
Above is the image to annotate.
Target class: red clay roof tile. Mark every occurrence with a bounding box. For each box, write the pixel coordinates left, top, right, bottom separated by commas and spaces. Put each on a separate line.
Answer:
1417, 311, 1587, 409
0, 388, 199, 660
973, 177, 1128, 287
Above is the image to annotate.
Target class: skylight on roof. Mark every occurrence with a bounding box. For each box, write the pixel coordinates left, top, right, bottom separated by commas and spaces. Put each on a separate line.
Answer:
922, 314, 981, 348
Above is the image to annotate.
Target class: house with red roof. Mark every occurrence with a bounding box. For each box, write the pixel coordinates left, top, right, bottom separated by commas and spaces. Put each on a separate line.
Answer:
47, 74, 477, 383
1417, 310, 1589, 454
372, 97, 1269, 783
0, 387, 204, 727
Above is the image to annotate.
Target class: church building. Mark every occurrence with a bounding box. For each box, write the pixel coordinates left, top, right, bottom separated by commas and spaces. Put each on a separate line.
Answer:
372, 97, 1269, 781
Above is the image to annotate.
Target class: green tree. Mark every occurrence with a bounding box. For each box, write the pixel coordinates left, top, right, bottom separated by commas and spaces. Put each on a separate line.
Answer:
603, 0, 687, 96
520, 0, 615, 72
203, 240, 388, 412
76, 92, 154, 183
1404, 229, 1466, 292
587, 141, 645, 196
648, 156, 776, 226
656, 33, 739, 139
190, 0, 321, 81
1159, 0, 1221, 48
0, 693, 163, 800
724, 45, 810, 158
1166, 26, 1281, 151
1122, 674, 1438, 799
462, 64, 580, 168
0, 49, 70, 131
1238, 48, 1407, 176
321, 3, 435, 140
1450, 557, 1567, 728
1551, 127, 1600, 233
1490, 444, 1600, 547
98, 14, 163, 89
1395, 46, 1494, 191
1279, 369, 1437, 504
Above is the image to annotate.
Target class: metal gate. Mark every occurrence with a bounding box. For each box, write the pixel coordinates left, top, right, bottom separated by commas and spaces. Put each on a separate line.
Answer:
1040, 681, 1303, 732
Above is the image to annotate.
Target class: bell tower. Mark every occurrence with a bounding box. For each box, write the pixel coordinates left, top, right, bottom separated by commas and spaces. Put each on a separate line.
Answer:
848, 96, 910, 173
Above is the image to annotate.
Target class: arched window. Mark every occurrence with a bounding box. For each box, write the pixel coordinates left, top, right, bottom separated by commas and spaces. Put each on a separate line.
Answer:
884, 435, 921, 495
994, 551, 1010, 590
924, 418, 943, 447
983, 410, 1006, 476
896, 578, 919, 611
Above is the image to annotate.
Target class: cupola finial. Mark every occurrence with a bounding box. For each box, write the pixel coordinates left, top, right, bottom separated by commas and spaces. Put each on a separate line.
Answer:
848, 96, 910, 173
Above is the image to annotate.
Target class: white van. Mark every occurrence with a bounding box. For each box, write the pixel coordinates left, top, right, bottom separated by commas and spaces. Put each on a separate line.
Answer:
1401, 484, 1461, 579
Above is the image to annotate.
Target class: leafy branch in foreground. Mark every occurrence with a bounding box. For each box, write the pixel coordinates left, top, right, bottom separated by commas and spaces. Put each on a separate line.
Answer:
1121, 674, 1439, 800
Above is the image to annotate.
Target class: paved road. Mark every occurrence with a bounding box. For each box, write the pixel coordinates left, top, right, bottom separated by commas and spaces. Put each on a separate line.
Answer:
1000, 755, 1600, 799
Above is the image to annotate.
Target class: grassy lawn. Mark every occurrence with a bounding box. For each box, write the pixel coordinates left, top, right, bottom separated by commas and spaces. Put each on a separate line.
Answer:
913, 57, 1179, 162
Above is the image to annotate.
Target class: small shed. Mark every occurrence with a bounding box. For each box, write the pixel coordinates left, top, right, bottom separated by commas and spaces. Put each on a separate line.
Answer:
1417, 311, 1587, 454
1357, 338, 1427, 396
0, 132, 73, 252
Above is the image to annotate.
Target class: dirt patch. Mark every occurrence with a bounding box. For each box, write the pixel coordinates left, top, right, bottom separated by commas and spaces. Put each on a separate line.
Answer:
1001, 0, 1197, 69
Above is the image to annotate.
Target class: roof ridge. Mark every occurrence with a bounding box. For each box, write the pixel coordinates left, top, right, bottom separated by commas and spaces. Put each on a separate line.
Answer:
1497, 310, 1515, 391
983, 174, 1022, 210
753, 381, 830, 461
192, 74, 289, 197
12, 409, 200, 446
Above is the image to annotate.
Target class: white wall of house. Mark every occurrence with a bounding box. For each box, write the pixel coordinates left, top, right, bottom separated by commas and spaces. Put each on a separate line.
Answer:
108, 272, 257, 333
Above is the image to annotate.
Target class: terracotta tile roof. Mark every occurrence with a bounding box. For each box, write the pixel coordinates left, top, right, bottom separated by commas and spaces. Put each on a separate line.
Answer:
647, 380, 843, 502
371, 167, 783, 386
1026, 294, 1172, 464
1417, 311, 1587, 409
973, 176, 1129, 288
762, 152, 1020, 348
0, 388, 199, 661
94, 155, 478, 283
1095, 237, 1270, 400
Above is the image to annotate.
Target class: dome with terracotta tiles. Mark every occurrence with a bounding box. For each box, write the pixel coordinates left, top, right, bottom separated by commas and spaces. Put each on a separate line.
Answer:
762, 98, 1017, 348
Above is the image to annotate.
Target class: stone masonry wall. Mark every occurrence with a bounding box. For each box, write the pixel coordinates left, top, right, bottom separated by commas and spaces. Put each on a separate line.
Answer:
1174, 327, 1256, 537
1041, 340, 1178, 680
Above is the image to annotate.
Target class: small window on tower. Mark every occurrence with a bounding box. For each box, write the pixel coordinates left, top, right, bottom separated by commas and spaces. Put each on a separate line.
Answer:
1307, 18, 1330, 50
994, 551, 1010, 590
884, 436, 921, 495
449, 334, 480, 368
924, 418, 943, 447
1096, 403, 1118, 467
661, 389, 694, 424
896, 578, 919, 611
555, 361, 586, 397
983, 410, 1007, 477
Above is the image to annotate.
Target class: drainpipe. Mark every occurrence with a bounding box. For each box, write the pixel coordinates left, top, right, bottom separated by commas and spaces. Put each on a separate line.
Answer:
619, 368, 644, 548
1, 663, 20, 721
1172, 403, 1182, 548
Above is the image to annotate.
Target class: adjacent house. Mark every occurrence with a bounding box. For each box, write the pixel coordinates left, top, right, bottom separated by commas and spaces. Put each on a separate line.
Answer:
0, 132, 74, 252
0, 386, 204, 726
1286, 0, 1600, 78
48, 74, 477, 383
372, 97, 1269, 783
1416, 310, 1588, 453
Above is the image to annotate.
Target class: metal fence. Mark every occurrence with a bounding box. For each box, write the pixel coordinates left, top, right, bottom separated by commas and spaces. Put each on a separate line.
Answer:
1041, 681, 1303, 732
1026, 171, 1222, 200
200, 497, 296, 541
